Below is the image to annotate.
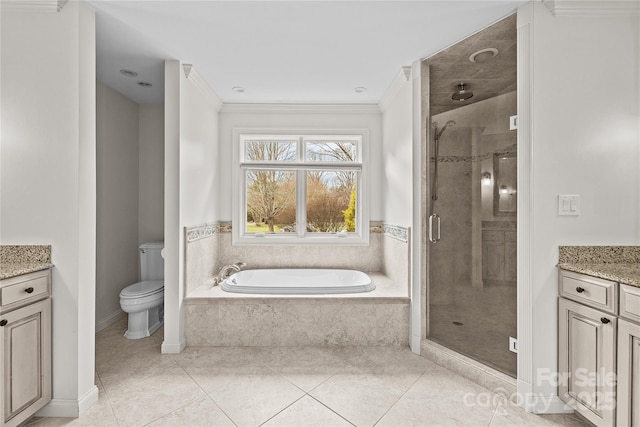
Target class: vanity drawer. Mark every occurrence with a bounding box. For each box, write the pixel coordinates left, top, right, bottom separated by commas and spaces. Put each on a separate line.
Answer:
620, 284, 640, 323
1, 270, 50, 309
559, 270, 617, 314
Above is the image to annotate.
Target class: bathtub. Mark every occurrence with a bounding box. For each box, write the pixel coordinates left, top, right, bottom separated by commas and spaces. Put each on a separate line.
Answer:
221, 268, 375, 295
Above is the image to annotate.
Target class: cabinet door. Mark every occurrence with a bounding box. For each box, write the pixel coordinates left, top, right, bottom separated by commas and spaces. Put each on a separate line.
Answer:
618, 319, 640, 427
504, 241, 517, 282
0, 299, 51, 427
482, 240, 505, 281
558, 298, 616, 427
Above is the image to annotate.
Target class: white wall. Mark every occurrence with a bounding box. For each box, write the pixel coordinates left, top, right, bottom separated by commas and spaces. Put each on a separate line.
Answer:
163, 62, 220, 353
380, 69, 413, 227
218, 104, 383, 222
1, 1, 98, 415
524, 2, 640, 408
139, 103, 165, 245
96, 82, 140, 331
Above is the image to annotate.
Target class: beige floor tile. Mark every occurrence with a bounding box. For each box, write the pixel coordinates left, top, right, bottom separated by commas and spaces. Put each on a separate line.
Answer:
309, 367, 405, 426
376, 363, 496, 427
263, 347, 345, 392
208, 373, 305, 426
146, 396, 235, 427
262, 395, 353, 427
105, 364, 206, 426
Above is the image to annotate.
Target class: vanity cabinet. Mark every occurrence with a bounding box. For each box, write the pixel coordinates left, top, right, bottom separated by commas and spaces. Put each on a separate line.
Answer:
0, 270, 52, 427
481, 229, 516, 284
617, 319, 640, 427
617, 283, 640, 427
559, 270, 640, 427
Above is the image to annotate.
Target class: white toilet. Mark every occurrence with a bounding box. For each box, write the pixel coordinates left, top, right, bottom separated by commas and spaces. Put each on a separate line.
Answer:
119, 241, 164, 339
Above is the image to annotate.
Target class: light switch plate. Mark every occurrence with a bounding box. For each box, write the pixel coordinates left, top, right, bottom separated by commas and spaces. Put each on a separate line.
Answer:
558, 195, 580, 216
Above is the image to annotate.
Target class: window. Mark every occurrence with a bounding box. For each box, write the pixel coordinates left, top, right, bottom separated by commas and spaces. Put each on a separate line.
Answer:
233, 132, 368, 245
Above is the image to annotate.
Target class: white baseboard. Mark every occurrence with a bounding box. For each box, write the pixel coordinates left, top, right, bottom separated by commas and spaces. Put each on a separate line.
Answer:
78, 386, 99, 414
161, 339, 186, 354
36, 386, 99, 418
95, 309, 125, 332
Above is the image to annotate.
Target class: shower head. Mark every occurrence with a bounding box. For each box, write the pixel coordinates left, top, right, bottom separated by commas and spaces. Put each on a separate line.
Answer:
432, 120, 456, 140
451, 83, 473, 102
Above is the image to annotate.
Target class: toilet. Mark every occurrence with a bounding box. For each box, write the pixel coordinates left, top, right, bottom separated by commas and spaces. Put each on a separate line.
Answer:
119, 241, 164, 339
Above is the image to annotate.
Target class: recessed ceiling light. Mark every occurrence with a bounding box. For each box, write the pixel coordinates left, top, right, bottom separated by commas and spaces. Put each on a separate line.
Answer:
469, 48, 499, 64
232, 87, 245, 93
120, 69, 138, 78
137, 81, 152, 88
353, 87, 367, 93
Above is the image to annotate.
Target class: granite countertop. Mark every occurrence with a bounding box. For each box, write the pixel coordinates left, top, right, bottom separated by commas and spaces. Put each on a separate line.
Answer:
558, 246, 640, 288
0, 245, 53, 280
0, 263, 54, 280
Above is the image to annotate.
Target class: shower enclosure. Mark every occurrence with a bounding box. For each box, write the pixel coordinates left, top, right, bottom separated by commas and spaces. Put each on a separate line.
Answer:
425, 14, 517, 377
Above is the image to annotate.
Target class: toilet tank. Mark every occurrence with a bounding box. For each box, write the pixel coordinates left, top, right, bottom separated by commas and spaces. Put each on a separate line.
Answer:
139, 241, 164, 281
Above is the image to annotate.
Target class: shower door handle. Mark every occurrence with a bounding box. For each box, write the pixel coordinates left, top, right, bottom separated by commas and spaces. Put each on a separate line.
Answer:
429, 214, 441, 243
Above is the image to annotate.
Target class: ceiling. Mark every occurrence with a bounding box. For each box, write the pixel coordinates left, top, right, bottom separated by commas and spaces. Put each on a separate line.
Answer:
90, 1, 527, 105
427, 13, 517, 115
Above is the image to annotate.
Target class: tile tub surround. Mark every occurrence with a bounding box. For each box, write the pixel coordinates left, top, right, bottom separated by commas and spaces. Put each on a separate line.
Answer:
184, 299, 410, 347
558, 245, 640, 288
0, 245, 53, 279
185, 274, 410, 346
28, 316, 591, 427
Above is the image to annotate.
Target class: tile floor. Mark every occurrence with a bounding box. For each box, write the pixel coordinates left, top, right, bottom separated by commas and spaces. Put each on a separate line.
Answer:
27, 317, 590, 427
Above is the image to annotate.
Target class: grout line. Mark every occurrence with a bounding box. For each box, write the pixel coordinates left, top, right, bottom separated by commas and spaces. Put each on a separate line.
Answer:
95, 369, 122, 426
178, 362, 239, 426
306, 394, 357, 427
257, 394, 308, 427
371, 368, 427, 426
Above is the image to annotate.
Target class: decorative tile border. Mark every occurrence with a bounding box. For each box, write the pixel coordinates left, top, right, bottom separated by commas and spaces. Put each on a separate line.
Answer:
0, 245, 51, 263
185, 223, 217, 242
431, 144, 517, 163
212, 221, 386, 234
383, 224, 409, 242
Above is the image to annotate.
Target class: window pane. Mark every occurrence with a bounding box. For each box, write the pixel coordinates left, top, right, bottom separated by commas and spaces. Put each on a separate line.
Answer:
306, 171, 357, 233
305, 140, 358, 162
246, 170, 296, 233
245, 140, 296, 162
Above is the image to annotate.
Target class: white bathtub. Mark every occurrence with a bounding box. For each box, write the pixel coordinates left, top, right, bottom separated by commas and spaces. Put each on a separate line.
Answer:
221, 269, 375, 295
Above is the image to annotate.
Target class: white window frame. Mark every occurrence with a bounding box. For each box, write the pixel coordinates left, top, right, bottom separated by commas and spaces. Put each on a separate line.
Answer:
232, 128, 369, 246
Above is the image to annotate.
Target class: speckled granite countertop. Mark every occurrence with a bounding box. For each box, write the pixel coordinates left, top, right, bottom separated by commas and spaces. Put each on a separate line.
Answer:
558, 246, 640, 288
0, 245, 53, 280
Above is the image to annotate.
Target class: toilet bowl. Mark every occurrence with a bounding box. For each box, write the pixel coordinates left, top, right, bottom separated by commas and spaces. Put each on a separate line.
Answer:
120, 241, 164, 339
119, 281, 164, 339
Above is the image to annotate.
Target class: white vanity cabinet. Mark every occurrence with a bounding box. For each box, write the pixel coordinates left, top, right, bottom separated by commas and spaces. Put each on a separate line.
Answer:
0, 269, 52, 427
559, 270, 640, 427
617, 284, 640, 427
558, 275, 617, 427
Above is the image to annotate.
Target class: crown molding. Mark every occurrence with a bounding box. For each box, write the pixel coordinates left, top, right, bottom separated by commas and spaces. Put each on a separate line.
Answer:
182, 64, 223, 112
1, 0, 67, 12
543, 0, 640, 16
220, 103, 380, 115
378, 66, 412, 113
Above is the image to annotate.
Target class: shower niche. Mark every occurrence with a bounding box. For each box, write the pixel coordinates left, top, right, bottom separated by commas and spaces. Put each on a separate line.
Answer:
424, 13, 518, 377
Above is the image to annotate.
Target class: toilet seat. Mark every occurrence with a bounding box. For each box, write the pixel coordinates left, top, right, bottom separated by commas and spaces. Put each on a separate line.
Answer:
120, 280, 163, 299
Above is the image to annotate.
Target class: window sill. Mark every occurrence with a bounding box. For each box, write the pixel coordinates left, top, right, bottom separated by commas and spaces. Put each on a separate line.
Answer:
232, 233, 370, 246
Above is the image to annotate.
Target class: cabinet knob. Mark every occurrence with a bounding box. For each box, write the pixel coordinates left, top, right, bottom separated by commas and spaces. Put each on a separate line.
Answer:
601, 317, 610, 324
25, 287, 34, 294
0, 320, 7, 327
576, 287, 585, 293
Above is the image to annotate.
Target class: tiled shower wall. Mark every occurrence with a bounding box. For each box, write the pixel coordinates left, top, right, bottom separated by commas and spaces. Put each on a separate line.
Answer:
184, 222, 410, 295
